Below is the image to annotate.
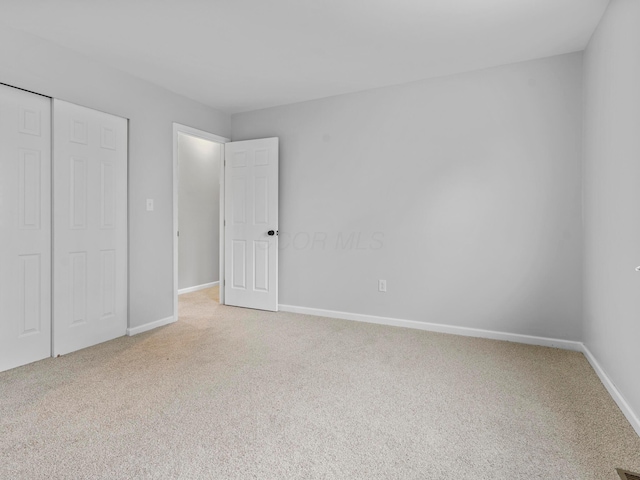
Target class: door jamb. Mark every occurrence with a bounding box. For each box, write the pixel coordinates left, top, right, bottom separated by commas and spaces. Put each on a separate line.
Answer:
172, 123, 229, 321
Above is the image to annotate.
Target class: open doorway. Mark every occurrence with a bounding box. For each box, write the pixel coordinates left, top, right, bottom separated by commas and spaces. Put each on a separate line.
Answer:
173, 123, 229, 321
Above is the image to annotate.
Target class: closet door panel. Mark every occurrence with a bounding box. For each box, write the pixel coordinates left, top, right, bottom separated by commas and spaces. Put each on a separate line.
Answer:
53, 100, 127, 356
0, 85, 52, 372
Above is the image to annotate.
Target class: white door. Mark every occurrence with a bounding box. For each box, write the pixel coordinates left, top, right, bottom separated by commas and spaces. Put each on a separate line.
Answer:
224, 138, 278, 311
53, 100, 128, 355
0, 85, 52, 372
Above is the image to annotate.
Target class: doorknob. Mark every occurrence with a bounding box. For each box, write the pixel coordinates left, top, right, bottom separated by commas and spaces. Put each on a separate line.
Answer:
268, 230, 276, 236
636, 266, 640, 272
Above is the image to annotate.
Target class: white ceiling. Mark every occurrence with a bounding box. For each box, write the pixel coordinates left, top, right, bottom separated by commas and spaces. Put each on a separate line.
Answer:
1, 0, 609, 114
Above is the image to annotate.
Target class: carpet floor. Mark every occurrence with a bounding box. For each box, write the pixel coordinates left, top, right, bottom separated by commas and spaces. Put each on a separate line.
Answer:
1, 286, 639, 479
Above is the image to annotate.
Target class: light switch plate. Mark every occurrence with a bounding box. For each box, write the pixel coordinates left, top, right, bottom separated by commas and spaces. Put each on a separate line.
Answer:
146, 199, 154, 211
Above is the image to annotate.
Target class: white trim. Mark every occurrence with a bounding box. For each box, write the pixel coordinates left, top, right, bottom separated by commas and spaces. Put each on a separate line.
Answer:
126, 316, 176, 336
178, 281, 219, 295
173, 123, 229, 322
278, 304, 583, 351
581, 345, 640, 437
174, 124, 229, 144
219, 144, 225, 306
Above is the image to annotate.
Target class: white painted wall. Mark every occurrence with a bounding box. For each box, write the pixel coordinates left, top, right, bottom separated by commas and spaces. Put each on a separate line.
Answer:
0, 26, 230, 329
178, 134, 221, 290
232, 53, 584, 340
583, 0, 640, 427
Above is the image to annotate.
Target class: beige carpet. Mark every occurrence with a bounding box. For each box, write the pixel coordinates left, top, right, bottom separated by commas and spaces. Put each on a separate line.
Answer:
1, 286, 639, 479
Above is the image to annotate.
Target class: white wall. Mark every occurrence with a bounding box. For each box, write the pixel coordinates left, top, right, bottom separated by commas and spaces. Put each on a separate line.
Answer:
0, 26, 230, 329
178, 134, 221, 290
583, 0, 640, 428
233, 53, 584, 340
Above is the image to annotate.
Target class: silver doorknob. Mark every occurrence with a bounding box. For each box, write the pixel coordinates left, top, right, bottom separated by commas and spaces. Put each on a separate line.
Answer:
636, 266, 640, 272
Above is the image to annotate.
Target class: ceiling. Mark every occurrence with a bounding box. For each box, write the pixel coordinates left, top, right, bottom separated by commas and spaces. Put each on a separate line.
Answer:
0, 0, 609, 114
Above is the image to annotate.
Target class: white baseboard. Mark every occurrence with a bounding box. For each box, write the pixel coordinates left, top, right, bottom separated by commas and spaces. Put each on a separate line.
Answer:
178, 281, 219, 295
278, 304, 583, 351
581, 345, 640, 437
126, 316, 176, 336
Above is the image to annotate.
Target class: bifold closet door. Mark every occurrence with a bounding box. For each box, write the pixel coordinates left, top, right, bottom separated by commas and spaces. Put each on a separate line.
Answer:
53, 100, 127, 356
0, 85, 52, 372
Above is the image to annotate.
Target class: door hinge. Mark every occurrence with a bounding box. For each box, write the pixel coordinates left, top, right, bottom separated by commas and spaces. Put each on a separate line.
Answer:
177, 231, 179, 237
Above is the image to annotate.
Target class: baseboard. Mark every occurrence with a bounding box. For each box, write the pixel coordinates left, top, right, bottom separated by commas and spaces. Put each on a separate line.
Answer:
278, 304, 583, 351
126, 316, 176, 336
581, 345, 640, 437
178, 281, 219, 295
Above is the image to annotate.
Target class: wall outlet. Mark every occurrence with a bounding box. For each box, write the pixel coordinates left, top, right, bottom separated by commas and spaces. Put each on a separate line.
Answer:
378, 279, 387, 292
146, 199, 154, 211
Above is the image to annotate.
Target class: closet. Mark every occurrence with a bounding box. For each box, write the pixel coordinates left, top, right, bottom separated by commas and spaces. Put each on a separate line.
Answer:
0, 84, 128, 371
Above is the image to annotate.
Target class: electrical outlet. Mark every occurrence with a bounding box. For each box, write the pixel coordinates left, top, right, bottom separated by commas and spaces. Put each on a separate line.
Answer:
378, 279, 387, 292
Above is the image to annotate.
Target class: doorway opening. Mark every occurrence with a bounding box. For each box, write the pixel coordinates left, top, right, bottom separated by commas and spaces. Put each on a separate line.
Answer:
173, 123, 229, 321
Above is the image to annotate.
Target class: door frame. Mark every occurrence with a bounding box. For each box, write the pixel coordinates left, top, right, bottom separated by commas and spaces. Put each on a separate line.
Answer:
172, 123, 229, 320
